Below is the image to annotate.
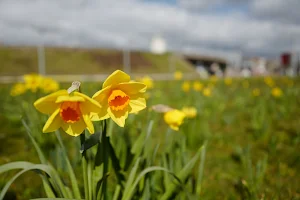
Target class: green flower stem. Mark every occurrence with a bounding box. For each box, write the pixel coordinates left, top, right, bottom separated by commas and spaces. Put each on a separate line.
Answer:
80, 133, 89, 200
55, 130, 82, 199
101, 120, 109, 200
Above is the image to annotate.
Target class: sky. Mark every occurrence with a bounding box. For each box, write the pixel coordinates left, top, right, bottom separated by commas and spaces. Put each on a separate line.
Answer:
0, 0, 300, 63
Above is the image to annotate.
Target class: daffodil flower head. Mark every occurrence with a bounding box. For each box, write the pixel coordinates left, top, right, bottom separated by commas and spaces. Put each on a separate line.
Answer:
202, 87, 212, 97
164, 109, 186, 131
24, 73, 43, 92
224, 78, 232, 86
138, 76, 154, 89
34, 88, 102, 136
182, 81, 190, 92
174, 71, 183, 80
271, 87, 283, 97
182, 106, 197, 118
40, 77, 60, 93
10, 83, 27, 96
91, 70, 147, 127
193, 81, 203, 91
264, 76, 274, 87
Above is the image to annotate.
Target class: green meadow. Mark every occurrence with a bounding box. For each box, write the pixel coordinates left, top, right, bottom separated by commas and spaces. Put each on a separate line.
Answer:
0, 74, 299, 199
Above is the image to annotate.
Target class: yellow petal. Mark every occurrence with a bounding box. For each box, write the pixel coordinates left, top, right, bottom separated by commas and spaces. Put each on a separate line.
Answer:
42, 108, 62, 133
170, 124, 179, 131
82, 113, 94, 134
75, 92, 102, 114
107, 107, 128, 127
34, 90, 68, 114
117, 82, 147, 95
91, 87, 111, 121
90, 112, 110, 121
55, 95, 85, 103
103, 70, 130, 88
61, 118, 86, 136
129, 96, 146, 113
92, 86, 111, 104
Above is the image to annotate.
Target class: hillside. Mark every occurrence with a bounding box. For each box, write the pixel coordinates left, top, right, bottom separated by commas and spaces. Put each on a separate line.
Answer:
0, 46, 195, 76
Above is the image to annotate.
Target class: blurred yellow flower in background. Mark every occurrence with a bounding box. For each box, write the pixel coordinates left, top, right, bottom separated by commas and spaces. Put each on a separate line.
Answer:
138, 76, 154, 89
174, 71, 183, 80
40, 77, 60, 93
164, 109, 186, 131
271, 87, 283, 97
182, 81, 190, 92
34, 90, 102, 136
24, 74, 43, 92
92, 70, 147, 127
182, 106, 197, 118
264, 76, 275, 87
202, 87, 212, 97
193, 81, 203, 91
252, 88, 260, 97
224, 77, 232, 86
10, 83, 27, 96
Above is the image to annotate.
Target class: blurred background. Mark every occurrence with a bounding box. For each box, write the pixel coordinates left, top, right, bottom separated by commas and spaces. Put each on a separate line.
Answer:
0, 0, 300, 200
0, 0, 300, 80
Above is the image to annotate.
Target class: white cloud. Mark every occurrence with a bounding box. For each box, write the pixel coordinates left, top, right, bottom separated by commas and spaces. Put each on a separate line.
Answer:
0, 0, 299, 62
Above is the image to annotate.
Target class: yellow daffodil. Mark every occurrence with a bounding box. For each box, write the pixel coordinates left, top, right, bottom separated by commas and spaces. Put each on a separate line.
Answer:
271, 87, 283, 98
202, 87, 212, 97
182, 81, 190, 92
24, 74, 43, 92
264, 76, 274, 87
182, 106, 197, 118
10, 83, 27, 96
34, 90, 102, 136
40, 77, 60, 93
164, 109, 186, 131
193, 81, 203, 91
224, 78, 232, 86
92, 70, 147, 127
138, 76, 154, 89
252, 88, 260, 97
174, 71, 183, 80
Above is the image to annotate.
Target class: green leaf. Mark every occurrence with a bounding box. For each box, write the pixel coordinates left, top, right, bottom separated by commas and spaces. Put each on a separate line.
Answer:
21, 121, 70, 198
80, 132, 101, 153
196, 142, 207, 195
122, 166, 182, 200
122, 158, 141, 200
112, 185, 121, 200
108, 136, 125, 187
30, 198, 80, 200
161, 145, 204, 200
0, 164, 54, 199
22, 120, 47, 164
0, 161, 33, 174
55, 130, 82, 199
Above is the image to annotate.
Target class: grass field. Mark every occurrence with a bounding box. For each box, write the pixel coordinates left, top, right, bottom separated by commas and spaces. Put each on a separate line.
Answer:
0, 46, 194, 76
0, 73, 299, 199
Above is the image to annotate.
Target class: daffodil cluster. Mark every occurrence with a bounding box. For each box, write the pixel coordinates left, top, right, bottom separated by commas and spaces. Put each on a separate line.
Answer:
10, 74, 59, 96
34, 70, 147, 136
